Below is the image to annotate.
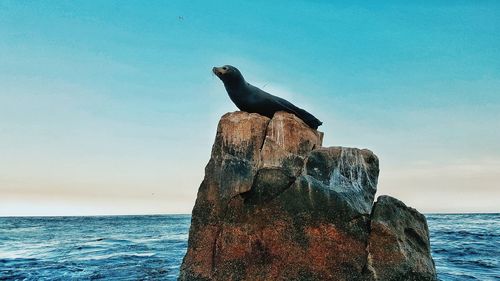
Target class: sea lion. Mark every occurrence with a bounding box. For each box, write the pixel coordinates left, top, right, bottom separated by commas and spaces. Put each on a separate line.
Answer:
212, 65, 322, 129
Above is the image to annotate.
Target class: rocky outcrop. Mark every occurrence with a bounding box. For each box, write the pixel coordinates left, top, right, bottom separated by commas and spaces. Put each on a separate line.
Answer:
367, 196, 437, 281
179, 111, 437, 281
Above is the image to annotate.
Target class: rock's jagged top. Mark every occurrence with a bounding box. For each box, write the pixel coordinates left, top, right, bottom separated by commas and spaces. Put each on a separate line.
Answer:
179, 111, 437, 281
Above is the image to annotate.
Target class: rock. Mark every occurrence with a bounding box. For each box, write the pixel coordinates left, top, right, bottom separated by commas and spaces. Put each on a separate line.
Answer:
260, 112, 323, 178
179, 111, 437, 281
367, 196, 437, 281
212, 111, 270, 200
304, 147, 379, 215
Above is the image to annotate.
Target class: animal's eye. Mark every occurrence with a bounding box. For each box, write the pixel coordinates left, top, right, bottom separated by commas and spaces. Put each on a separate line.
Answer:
222, 66, 228, 70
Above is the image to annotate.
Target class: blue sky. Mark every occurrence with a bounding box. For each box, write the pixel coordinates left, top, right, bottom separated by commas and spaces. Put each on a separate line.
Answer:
1, 1, 499, 215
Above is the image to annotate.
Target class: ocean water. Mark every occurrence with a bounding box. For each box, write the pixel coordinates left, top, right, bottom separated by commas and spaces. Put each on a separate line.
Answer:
0, 214, 498, 281
0, 215, 190, 280
427, 214, 499, 281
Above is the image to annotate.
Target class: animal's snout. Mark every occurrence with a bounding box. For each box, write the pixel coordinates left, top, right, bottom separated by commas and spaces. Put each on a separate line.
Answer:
212, 67, 221, 76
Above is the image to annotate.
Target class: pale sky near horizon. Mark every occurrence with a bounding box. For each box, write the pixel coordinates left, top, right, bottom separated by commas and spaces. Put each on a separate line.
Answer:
1, 1, 499, 216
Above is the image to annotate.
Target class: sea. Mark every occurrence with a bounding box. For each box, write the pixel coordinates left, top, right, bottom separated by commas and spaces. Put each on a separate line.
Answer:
0, 214, 498, 281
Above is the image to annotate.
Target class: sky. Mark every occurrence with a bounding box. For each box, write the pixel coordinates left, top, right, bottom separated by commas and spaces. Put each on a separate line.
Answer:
1, 1, 499, 216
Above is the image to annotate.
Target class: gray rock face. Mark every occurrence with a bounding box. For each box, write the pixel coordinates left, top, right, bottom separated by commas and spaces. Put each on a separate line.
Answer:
179, 111, 437, 281
304, 147, 379, 215
367, 196, 437, 281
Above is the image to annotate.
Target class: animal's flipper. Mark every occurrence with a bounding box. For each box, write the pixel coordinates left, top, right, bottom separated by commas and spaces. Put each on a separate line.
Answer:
272, 96, 322, 129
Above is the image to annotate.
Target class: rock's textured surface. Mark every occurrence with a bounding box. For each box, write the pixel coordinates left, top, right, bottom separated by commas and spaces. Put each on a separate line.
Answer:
367, 196, 437, 281
179, 111, 437, 281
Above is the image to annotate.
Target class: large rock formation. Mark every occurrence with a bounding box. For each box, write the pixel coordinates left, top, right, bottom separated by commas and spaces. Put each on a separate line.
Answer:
179, 111, 437, 281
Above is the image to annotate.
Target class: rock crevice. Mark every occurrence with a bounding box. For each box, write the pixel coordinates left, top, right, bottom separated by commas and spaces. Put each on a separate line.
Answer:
179, 111, 437, 281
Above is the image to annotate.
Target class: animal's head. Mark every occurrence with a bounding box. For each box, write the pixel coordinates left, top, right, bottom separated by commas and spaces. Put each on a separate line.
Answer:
212, 65, 244, 85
